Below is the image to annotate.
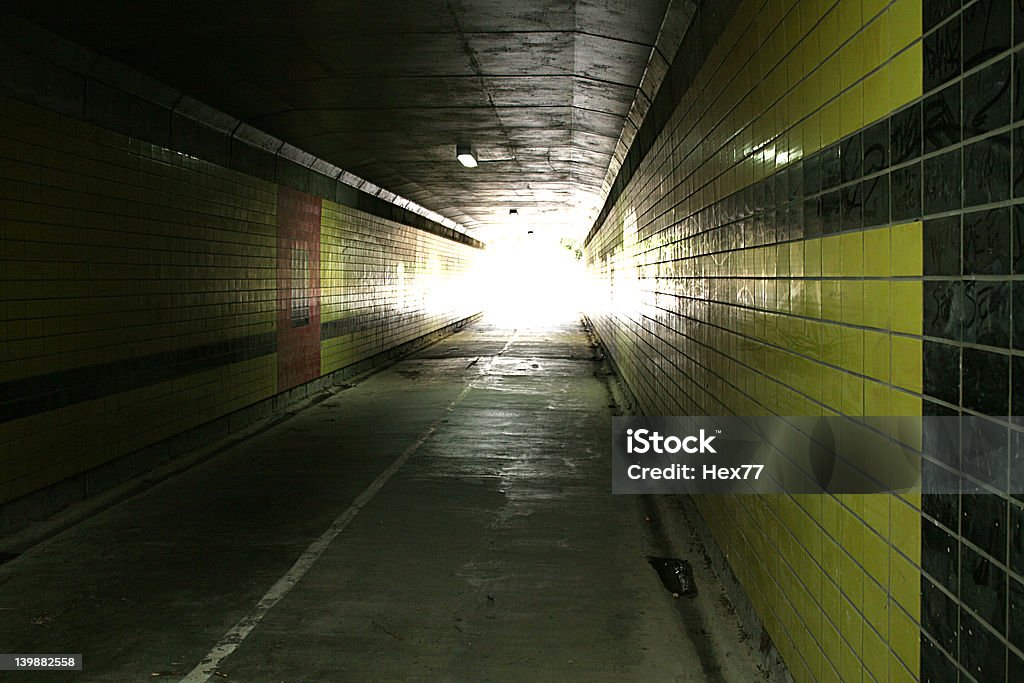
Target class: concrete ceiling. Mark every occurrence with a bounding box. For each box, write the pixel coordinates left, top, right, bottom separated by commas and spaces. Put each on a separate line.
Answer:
4, 0, 674, 241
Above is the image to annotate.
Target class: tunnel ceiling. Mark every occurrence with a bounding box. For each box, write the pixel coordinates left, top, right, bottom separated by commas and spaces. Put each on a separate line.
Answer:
4, 0, 676, 242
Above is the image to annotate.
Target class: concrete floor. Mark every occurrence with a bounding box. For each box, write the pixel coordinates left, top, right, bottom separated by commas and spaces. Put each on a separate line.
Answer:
0, 316, 762, 682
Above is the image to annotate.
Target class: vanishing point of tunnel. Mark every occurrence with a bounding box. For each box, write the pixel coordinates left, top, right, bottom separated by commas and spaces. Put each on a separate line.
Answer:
0, 1, 1019, 682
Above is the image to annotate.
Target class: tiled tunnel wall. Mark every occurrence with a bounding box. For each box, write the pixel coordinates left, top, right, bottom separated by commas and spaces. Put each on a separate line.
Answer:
0, 94, 484, 514
587, 0, 1024, 681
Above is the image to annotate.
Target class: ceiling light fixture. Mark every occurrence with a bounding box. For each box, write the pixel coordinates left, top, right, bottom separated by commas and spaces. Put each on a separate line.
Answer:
509, 209, 519, 216
456, 143, 477, 168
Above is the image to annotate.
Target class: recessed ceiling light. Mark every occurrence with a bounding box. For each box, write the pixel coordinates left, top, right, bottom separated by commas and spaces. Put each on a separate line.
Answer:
456, 143, 477, 168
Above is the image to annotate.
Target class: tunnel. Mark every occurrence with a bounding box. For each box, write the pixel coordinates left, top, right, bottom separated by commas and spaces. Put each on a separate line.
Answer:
0, 0, 1018, 681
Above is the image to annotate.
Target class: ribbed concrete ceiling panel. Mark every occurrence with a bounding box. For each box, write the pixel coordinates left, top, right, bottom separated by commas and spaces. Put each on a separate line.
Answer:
4, 0, 675, 240
574, 33, 659, 86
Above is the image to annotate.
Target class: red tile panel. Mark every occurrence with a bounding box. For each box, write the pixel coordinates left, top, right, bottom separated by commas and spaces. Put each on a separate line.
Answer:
276, 186, 322, 392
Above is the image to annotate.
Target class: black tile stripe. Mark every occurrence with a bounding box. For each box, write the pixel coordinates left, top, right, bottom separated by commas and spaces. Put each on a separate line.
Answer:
319, 312, 388, 341
919, 1, 1024, 681
0, 309, 399, 423
0, 332, 277, 423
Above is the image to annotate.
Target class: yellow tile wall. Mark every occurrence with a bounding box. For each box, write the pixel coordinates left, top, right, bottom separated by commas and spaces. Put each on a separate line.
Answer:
0, 94, 483, 507
584, 1, 925, 681
320, 202, 482, 375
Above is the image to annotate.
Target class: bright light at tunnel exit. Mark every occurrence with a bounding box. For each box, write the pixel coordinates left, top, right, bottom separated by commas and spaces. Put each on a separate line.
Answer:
478, 232, 595, 326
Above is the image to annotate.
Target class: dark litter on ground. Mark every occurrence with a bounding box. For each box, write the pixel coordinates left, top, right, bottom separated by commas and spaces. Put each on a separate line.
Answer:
647, 556, 697, 598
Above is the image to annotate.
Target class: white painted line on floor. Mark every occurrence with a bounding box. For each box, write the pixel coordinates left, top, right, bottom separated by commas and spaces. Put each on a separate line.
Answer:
180, 330, 516, 683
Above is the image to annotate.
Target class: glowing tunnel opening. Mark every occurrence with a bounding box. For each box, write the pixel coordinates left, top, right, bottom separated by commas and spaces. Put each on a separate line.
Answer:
477, 231, 594, 327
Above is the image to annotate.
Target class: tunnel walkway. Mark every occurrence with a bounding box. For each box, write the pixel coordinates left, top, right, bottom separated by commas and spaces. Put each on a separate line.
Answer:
0, 316, 758, 682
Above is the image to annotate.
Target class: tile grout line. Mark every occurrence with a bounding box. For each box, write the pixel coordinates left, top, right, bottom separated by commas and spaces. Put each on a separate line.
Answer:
178, 327, 517, 683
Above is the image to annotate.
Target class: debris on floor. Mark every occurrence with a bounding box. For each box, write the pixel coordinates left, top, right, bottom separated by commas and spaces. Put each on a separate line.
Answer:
647, 556, 697, 598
